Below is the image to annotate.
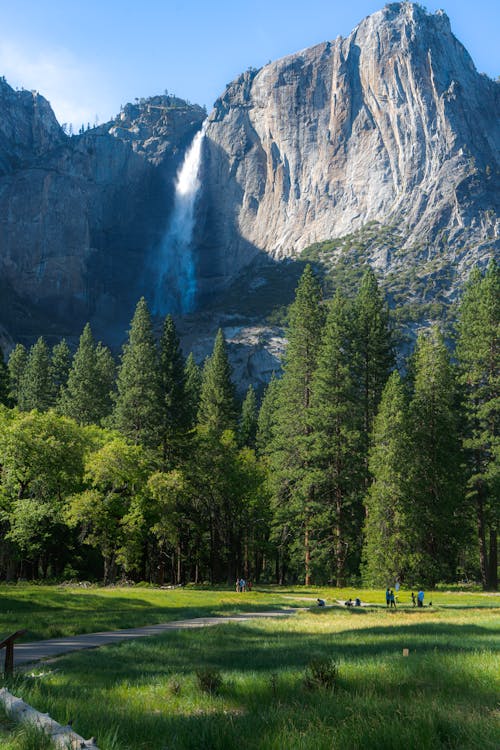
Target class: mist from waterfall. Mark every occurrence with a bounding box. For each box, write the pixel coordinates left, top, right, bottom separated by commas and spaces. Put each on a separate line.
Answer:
153, 121, 206, 316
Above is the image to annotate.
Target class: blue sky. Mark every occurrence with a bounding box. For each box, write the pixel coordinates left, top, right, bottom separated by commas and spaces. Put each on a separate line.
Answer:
1, 1, 498, 129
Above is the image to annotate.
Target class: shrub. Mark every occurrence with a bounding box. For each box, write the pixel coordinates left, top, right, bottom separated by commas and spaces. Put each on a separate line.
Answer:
303, 657, 339, 691
169, 678, 182, 695
196, 667, 223, 695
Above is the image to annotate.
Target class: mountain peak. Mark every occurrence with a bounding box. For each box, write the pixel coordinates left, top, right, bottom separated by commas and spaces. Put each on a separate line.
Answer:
198, 3, 498, 301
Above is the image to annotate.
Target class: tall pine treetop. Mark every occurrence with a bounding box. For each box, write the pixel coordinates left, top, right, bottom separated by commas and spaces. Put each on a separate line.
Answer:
184, 352, 202, 430
197, 328, 237, 435
18, 337, 52, 412
239, 384, 258, 448
7, 343, 28, 407
113, 297, 162, 448
282, 263, 324, 409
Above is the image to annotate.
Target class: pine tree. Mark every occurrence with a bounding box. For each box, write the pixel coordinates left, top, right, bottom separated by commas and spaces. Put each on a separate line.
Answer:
18, 337, 52, 412
456, 260, 499, 589
50, 339, 72, 405
7, 344, 28, 406
58, 324, 112, 425
309, 291, 362, 585
406, 327, 464, 585
184, 353, 202, 429
362, 371, 410, 586
95, 343, 116, 420
197, 329, 237, 435
113, 298, 161, 448
0, 345, 9, 405
256, 373, 280, 457
353, 268, 394, 480
239, 384, 258, 448
268, 265, 324, 584
159, 315, 188, 465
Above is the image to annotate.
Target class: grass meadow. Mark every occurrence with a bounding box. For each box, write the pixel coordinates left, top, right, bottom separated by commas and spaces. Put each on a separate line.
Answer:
0, 585, 499, 749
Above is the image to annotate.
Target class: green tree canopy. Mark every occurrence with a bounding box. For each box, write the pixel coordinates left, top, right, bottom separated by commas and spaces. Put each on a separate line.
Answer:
405, 327, 464, 585
66, 436, 149, 582
18, 337, 52, 412
309, 291, 362, 585
113, 298, 161, 448
50, 339, 72, 405
58, 324, 114, 425
239, 384, 258, 448
7, 344, 28, 406
0, 411, 86, 576
197, 329, 237, 436
184, 352, 202, 430
456, 260, 499, 589
267, 264, 324, 584
159, 315, 188, 465
0, 345, 9, 406
362, 371, 410, 586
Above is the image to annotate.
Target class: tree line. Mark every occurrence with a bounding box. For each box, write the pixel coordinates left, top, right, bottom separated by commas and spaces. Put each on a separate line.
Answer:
0, 262, 497, 589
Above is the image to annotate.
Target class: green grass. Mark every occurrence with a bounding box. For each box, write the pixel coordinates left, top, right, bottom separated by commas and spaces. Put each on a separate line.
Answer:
1, 586, 499, 749
0, 583, 301, 642
0, 709, 55, 750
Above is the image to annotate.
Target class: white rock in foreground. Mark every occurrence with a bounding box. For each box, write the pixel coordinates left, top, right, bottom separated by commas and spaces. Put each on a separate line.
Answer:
0, 688, 99, 749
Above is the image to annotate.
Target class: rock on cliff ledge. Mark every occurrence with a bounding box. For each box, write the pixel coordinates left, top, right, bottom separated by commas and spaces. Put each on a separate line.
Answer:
196, 3, 499, 297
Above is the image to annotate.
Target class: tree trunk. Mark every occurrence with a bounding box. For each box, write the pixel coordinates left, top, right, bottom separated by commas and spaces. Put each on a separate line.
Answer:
334, 490, 345, 587
304, 521, 311, 585
244, 535, 249, 579
177, 541, 182, 584
476, 488, 489, 589
488, 527, 498, 590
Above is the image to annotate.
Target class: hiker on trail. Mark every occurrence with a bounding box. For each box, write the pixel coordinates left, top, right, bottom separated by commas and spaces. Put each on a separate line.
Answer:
385, 588, 391, 607
417, 590, 424, 608
389, 590, 396, 609
235, 579, 240, 592
239, 578, 246, 592
317, 598, 325, 607
345, 598, 353, 607
411, 592, 416, 607
354, 597, 361, 607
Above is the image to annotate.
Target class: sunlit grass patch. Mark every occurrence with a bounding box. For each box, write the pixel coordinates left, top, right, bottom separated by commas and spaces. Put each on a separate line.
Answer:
1, 593, 498, 750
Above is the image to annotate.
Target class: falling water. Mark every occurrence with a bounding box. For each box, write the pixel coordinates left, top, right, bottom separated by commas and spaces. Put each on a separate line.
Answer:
153, 121, 206, 315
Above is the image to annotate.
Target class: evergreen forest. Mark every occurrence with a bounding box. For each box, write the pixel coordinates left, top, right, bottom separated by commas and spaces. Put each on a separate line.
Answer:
0, 262, 498, 590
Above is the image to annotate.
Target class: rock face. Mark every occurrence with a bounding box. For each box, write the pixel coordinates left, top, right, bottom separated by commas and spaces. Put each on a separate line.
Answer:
0, 2, 498, 374
0, 82, 205, 342
196, 3, 499, 297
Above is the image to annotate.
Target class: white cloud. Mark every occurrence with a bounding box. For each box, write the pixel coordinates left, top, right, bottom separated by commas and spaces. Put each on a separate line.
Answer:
0, 38, 114, 129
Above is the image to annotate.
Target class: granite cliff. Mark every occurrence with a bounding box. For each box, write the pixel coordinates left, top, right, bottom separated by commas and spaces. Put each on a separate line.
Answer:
196, 3, 499, 300
0, 82, 205, 342
0, 3, 498, 383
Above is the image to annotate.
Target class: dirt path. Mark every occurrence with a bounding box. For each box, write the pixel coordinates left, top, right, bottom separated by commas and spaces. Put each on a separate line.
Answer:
13, 610, 296, 669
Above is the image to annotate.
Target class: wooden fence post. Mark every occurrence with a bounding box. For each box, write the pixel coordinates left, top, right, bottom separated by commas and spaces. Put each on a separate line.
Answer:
0, 630, 27, 676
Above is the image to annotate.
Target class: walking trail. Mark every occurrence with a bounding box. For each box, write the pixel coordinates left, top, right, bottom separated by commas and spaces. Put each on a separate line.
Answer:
13, 610, 296, 669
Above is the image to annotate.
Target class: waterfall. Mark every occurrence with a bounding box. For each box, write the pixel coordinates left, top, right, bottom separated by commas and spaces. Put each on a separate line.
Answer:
153, 121, 206, 315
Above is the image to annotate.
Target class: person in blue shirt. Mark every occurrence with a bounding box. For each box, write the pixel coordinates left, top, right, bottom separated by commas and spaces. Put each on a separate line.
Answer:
417, 590, 424, 607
